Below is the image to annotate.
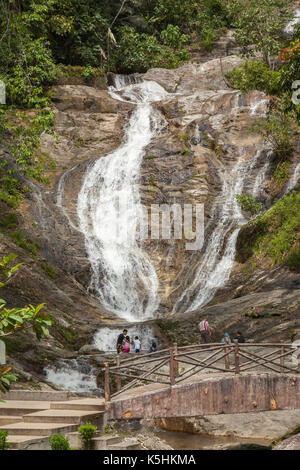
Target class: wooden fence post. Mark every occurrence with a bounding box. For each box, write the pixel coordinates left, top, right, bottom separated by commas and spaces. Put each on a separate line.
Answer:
280, 341, 285, 373
173, 342, 179, 378
116, 355, 121, 391
234, 339, 240, 374
104, 362, 111, 404
224, 345, 230, 370
169, 346, 175, 386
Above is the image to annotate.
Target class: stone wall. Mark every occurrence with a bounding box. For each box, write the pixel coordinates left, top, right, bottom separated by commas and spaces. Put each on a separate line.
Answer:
109, 373, 300, 420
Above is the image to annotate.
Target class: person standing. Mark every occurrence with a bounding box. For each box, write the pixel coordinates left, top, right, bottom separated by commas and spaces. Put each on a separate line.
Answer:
221, 332, 232, 344
123, 336, 131, 353
134, 336, 141, 354
116, 329, 128, 354
199, 318, 211, 344
234, 331, 245, 343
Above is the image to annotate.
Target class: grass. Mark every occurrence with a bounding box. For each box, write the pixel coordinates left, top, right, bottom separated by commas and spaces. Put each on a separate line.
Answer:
41, 262, 56, 279
10, 230, 40, 258
0, 212, 18, 230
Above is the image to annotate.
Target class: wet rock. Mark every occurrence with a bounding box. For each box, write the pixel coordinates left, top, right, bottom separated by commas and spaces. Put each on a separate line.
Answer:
273, 433, 300, 450
79, 345, 104, 355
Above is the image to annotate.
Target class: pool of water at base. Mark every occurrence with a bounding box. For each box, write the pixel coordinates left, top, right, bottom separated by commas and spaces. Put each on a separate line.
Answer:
154, 430, 272, 450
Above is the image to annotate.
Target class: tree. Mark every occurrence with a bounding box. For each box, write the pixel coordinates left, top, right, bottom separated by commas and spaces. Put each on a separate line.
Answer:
228, 0, 293, 68
0, 253, 52, 393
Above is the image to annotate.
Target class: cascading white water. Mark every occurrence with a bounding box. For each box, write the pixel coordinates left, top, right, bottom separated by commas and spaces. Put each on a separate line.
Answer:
93, 325, 159, 352
44, 358, 101, 395
252, 150, 273, 199
174, 148, 264, 313
284, 162, 300, 194
77, 78, 168, 322
285, 9, 300, 35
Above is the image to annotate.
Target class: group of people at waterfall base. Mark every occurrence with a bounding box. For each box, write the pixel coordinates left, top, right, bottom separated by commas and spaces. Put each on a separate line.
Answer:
116, 322, 244, 355
199, 318, 245, 344
116, 328, 158, 354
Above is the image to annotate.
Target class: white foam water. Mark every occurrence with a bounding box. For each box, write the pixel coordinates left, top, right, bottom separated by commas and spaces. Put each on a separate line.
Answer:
285, 9, 300, 34
44, 358, 101, 395
252, 150, 273, 199
93, 325, 159, 353
77, 78, 168, 322
284, 162, 300, 194
174, 149, 263, 313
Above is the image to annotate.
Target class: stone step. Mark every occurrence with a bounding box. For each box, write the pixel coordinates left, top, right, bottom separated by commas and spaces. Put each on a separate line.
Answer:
51, 398, 105, 412
93, 435, 122, 450
7, 435, 46, 450
0, 415, 22, 425
0, 401, 50, 416
23, 409, 104, 425
108, 439, 140, 450
0, 422, 77, 436
66, 431, 121, 449
0, 390, 74, 402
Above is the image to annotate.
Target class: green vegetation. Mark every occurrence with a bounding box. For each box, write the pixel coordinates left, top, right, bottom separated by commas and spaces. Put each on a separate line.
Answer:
226, 60, 281, 95
78, 422, 97, 450
0, 212, 18, 230
274, 160, 291, 188
250, 106, 297, 161
237, 191, 300, 267
50, 434, 71, 450
0, 254, 52, 392
11, 230, 40, 259
56, 324, 78, 349
0, 430, 11, 450
272, 424, 300, 447
0, 0, 233, 107
227, 0, 292, 68
235, 194, 263, 216
41, 262, 57, 279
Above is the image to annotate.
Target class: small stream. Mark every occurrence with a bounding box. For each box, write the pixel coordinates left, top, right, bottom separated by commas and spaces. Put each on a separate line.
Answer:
155, 430, 272, 450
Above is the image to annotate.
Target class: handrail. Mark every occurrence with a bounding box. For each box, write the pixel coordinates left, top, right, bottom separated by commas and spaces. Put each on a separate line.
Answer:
100, 341, 299, 404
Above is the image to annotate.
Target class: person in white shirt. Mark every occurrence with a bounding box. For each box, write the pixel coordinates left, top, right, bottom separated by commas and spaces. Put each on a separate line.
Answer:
198, 318, 211, 344
134, 336, 141, 353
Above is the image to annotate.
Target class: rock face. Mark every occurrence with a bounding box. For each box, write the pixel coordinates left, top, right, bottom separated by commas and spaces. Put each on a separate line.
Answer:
156, 410, 300, 441
273, 433, 300, 450
2, 51, 300, 380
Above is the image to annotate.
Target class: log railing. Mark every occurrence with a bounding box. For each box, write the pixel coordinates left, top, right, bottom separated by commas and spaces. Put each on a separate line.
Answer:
101, 341, 300, 404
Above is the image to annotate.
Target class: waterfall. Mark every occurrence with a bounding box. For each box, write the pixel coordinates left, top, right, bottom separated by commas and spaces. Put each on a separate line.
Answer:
44, 358, 101, 396
252, 150, 273, 199
284, 162, 300, 194
173, 149, 264, 313
93, 325, 159, 353
77, 78, 168, 322
285, 9, 300, 35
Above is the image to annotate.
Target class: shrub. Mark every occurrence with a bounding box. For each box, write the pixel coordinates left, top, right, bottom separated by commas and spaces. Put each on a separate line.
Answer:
0, 430, 11, 450
274, 161, 291, 187
41, 263, 56, 279
235, 194, 263, 215
250, 107, 296, 161
50, 434, 70, 450
226, 60, 281, 95
237, 191, 300, 265
78, 422, 97, 450
0, 212, 18, 230
285, 246, 300, 270
111, 26, 188, 74
161, 25, 189, 49
11, 230, 27, 250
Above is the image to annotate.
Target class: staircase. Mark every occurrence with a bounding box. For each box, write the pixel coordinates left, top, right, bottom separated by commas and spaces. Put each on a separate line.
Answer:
0, 392, 107, 450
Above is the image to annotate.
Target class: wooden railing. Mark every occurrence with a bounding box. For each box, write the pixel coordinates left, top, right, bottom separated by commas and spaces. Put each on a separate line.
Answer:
101, 341, 300, 403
